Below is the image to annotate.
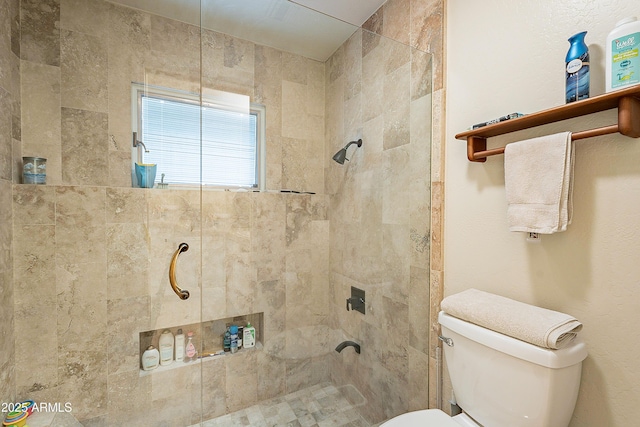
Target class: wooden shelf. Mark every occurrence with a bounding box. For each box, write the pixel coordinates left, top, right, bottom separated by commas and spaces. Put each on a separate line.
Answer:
455, 84, 640, 162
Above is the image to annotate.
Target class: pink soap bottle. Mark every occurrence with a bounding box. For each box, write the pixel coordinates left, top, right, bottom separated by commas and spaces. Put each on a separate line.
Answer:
185, 331, 197, 362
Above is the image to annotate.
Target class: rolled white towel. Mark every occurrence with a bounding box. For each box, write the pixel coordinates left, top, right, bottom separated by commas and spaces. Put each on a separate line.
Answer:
440, 289, 582, 349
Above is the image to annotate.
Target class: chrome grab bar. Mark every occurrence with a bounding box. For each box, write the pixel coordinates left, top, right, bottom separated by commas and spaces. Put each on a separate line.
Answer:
169, 242, 190, 300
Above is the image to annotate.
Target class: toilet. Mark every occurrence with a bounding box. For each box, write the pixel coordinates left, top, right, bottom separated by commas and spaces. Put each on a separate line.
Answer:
382, 311, 588, 427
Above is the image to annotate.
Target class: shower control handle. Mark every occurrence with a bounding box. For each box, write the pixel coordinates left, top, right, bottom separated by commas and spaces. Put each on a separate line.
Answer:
346, 297, 364, 311
346, 286, 366, 314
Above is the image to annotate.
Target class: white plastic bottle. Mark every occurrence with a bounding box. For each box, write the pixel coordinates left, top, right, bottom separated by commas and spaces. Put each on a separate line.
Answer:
158, 329, 174, 366
174, 329, 185, 362
606, 17, 640, 92
243, 322, 255, 348
141, 345, 160, 371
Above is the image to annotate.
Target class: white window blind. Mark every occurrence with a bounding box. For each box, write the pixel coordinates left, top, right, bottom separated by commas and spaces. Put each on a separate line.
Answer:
137, 89, 260, 187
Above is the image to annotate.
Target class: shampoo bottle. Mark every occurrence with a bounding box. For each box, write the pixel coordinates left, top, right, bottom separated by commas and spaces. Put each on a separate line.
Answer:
141, 345, 160, 371
159, 329, 174, 366
174, 328, 185, 363
229, 325, 239, 353
606, 17, 640, 92
243, 322, 255, 348
223, 327, 231, 352
566, 31, 590, 103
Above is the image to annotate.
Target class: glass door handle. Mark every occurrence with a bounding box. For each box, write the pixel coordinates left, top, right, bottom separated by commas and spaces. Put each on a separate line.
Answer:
169, 242, 190, 300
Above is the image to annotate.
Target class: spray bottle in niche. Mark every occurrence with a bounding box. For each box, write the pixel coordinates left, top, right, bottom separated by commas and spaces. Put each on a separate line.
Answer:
566, 31, 590, 103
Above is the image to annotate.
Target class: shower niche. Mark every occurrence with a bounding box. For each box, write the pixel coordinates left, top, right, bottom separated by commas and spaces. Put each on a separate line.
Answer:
138, 312, 263, 375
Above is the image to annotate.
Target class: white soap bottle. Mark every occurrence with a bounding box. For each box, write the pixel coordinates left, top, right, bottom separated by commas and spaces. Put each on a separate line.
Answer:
141, 345, 159, 371
159, 329, 174, 366
243, 322, 255, 348
174, 329, 185, 363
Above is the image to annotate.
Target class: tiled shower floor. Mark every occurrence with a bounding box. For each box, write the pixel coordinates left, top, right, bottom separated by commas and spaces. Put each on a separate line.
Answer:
194, 383, 376, 427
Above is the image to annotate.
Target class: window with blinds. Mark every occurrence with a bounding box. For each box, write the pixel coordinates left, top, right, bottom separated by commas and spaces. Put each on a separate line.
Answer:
132, 84, 264, 188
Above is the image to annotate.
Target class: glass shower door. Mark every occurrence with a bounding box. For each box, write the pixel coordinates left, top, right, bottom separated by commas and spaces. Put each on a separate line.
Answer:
111, 1, 206, 425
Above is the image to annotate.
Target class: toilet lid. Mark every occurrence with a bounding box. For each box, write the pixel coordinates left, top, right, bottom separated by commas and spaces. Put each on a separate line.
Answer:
380, 409, 462, 426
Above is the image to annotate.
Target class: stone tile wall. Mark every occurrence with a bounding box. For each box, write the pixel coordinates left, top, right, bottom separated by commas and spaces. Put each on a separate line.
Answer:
325, 0, 445, 421
8, 0, 444, 424
13, 185, 330, 425
0, 0, 19, 408
12, 0, 330, 424
325, 28, 433, 423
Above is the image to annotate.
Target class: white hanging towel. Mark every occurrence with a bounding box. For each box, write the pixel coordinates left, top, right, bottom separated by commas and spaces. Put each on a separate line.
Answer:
504, 131, 574, 233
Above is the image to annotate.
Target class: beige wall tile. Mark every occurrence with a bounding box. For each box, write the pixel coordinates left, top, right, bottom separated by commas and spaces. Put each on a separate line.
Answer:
61, 108, 109, 186
408, 342, 430, 411
60, 30, 108, 112
257, 351, 286, 401
13, 224, 56, 304
14, 299, 58, 395
225, 351, 258, 412
21, 61, 61, 184
107, 223, 149, 300
285, 356, 330, 394
410, 0, 443, 90
107, 371, 151, 425
55, 185, 105, 225
383, 64, 411, 150
60, 0, 110, 38
409, 266, 430, 354
0, 89, 11, 181
105, 187, 146, 224
381, 0, 411, 46
13, 183, 56, 225
57, 261, 108, 352
107, 296, 150, 375
20, 0, 60, 66
56, 350, 108, 420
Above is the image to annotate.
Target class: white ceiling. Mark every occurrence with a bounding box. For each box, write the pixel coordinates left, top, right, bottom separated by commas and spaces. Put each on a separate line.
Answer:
107, 0, 386, 61
289, 0, 385, 26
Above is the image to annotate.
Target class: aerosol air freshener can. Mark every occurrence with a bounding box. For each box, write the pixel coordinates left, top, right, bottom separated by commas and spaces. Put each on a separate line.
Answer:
566, 31, 590, 103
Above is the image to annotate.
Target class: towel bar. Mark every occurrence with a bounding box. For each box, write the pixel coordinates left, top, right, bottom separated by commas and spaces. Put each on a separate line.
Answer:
455, 85, 640, 162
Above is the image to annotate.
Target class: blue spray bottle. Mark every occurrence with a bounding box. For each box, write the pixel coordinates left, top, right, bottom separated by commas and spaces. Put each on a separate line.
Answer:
565, 31, 590, 103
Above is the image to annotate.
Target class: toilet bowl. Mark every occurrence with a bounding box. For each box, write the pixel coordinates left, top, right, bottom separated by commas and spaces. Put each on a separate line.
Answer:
381, 311, 588, 427
381, 408, 474, 426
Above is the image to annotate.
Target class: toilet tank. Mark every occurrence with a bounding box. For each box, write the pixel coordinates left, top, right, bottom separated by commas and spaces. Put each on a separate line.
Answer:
439, 311, 587, 427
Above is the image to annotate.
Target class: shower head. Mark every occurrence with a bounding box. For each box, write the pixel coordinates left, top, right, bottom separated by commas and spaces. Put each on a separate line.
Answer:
332, 139, 363, 164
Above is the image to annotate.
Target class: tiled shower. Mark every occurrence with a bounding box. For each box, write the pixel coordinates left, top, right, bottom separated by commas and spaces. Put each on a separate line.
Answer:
1, 0, 434, 425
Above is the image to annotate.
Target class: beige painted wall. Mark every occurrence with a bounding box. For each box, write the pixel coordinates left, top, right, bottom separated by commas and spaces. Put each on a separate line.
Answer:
446, 1, 640, 425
